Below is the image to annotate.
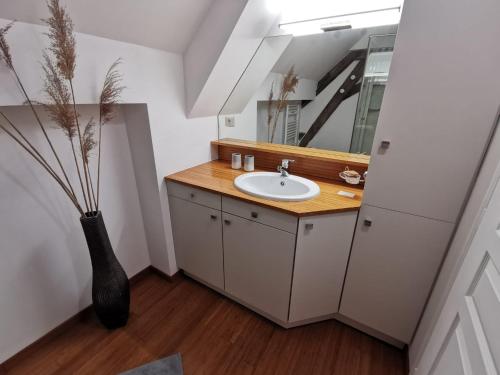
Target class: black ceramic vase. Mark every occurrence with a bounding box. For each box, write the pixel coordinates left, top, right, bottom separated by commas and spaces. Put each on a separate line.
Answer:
80, 211, 130, 329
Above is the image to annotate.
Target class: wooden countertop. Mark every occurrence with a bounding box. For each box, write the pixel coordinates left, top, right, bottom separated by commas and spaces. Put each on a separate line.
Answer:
165, 161, 364, 216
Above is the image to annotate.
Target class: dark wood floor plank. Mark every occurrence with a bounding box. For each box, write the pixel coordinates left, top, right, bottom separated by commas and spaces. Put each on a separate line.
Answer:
2, 274, 405, 375
72, 331, 154, 375
129, 272, 178, 315
132, 280, 221, 357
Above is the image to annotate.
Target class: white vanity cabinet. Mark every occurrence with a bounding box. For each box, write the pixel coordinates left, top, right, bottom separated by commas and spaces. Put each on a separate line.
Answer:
167, 182, 224, 290
167, 181, 358, 327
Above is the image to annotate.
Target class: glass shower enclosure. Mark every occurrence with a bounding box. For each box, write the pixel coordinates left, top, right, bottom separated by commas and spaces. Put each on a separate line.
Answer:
350, 34, 396, 154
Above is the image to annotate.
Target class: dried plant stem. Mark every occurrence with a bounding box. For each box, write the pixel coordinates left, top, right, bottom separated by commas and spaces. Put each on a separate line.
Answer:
68, 79, 93, 213
87, 166, 97, 209
69, 139, 89, 211
96, 113, 103, 211
270, 97, 285, 143
0, 111, 84, 213
10, 67, 79, 204
266, 83, 274, 142
0, 121, 84, 215
267, 67, 298, 143
83, 162, 96, 212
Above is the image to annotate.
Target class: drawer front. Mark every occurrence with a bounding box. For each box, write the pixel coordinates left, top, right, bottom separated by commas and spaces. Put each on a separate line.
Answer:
167, 181, 221, 210
222, 196, 297, 234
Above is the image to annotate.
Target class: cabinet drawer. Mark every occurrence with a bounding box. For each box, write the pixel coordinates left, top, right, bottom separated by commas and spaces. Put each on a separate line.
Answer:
167, 181, 221, 210
222, 196, 297, 233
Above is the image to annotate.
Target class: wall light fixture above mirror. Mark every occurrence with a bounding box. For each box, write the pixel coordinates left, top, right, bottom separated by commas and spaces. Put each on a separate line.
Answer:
280, 7, 401, 36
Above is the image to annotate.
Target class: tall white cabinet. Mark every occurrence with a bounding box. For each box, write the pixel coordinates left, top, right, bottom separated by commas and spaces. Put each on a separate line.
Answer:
340, 0, 500, 345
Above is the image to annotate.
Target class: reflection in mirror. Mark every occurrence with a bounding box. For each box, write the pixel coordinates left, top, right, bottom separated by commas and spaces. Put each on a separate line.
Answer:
218, 23, 398, 155
350, 34, 396, 154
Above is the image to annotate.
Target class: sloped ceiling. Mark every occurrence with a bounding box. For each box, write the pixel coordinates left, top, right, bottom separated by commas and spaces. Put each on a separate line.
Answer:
0, 0, 215, 53
272, 24, 398, 81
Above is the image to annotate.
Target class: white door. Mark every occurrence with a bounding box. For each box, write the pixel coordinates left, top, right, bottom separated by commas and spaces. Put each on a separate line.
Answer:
414, 170, 500, 374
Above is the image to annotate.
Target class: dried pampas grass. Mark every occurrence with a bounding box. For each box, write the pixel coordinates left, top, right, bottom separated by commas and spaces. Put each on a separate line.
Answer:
0, 22, 14, 68
41, 54, 77, 138
100, 59, 124, 125
82, 118, 96, 164
267, 66, 299, 143
0, 0, 124, 216
45, 0, 76, 81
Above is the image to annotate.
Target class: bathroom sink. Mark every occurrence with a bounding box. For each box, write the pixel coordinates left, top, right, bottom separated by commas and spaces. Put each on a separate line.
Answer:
234, 172, 320, 202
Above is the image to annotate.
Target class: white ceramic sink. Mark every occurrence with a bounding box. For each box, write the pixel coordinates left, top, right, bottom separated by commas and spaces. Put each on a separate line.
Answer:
234, 172, 320, 202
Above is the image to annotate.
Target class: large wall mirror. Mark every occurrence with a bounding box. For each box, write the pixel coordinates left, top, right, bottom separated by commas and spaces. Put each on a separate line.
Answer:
218, 5, 401, 156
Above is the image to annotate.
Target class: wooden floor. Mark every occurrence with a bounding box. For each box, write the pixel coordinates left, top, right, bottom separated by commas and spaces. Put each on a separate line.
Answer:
1, 273, 406, 375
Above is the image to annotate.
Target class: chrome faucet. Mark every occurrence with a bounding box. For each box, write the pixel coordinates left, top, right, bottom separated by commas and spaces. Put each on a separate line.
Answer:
277, 159, 294, 177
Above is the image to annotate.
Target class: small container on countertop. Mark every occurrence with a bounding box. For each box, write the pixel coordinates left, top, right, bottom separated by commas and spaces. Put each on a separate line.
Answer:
244, 155, 255, 172
232, 153, 242, 169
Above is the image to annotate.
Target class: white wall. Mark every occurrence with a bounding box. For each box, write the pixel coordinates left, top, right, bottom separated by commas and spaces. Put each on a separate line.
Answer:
123, 104, 168, 271
0, 106, 151, 363
220, 35, 293, 115
184, 0, 248, 116
0, 19, 218, 276
0, 19, 218, 362
185, 0, 279, 117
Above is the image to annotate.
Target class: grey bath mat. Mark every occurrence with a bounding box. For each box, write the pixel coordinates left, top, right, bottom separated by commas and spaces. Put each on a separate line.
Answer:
119, 353, 183, 375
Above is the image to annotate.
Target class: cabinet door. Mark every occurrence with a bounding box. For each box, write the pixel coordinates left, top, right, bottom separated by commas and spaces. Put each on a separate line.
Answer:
169, 196, 224, 289
361, 0, 500, 223
289, 212, 358, 322
223, 213, 296, 322
340, 205, 454, 343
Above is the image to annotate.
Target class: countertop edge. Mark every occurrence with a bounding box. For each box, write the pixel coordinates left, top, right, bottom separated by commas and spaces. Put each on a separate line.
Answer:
165, 173, 362, 217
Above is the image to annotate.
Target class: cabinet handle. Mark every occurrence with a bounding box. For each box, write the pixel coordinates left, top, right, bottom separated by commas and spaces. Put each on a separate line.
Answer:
305, 223, 314, 230
380, 140, 391, 149
190, 192, 195, 199
224, 219, 231, 225
251, 211, 259, 219
210, 214, 217, 220
363, 218, 373, 227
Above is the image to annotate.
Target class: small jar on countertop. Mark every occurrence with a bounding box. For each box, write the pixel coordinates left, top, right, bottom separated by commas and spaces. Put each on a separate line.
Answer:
244, 155, 255, 172
231, 153, 242, 169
